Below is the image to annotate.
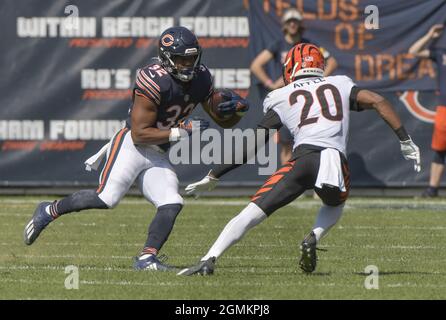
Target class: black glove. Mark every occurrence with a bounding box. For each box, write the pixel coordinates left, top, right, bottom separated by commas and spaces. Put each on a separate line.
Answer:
217, 91, 250, 116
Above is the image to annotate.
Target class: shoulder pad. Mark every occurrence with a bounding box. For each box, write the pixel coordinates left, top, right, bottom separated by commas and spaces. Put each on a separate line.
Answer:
135, 64, 170, 105
197, 64, 214, 100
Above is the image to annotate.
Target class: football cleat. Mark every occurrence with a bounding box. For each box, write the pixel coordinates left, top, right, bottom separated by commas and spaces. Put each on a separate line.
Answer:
24, 201, 54, 245
299, 231, 317, 273
133, 254, 176, 272
177, 257, 216, 276
421, 187, 438, 198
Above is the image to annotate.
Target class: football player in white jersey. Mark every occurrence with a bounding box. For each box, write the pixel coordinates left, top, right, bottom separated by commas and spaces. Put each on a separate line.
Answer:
178, 43, 421, 275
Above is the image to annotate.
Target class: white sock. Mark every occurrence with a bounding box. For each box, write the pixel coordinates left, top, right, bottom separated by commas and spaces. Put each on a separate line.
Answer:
312, 203, 344, 242
202, 202, 267, 261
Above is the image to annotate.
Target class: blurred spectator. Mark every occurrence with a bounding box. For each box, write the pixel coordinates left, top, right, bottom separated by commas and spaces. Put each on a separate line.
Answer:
250, 8, 338, 164
409, 24, 445, 197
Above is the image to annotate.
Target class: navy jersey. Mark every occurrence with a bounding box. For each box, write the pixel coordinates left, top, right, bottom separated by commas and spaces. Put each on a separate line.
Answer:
263, 37, 331, 84
128, 62, 213, 130
429, 48, 446, 105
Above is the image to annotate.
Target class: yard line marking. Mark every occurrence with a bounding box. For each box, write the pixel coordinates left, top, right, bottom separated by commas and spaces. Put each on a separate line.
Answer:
2, 277, 446, 289
2, 198, 446, 209
2, 242, 446, 249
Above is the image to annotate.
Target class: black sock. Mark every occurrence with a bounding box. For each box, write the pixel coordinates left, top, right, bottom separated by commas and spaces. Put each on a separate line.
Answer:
142, 203, 183, 255
428, 186, 439, 192
49, 189, 108, 218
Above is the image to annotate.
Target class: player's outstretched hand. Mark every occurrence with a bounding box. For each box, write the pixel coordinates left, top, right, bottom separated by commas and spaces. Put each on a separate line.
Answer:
179, 117, 210, 136
400, 137, 421, 172
217, 91, 249, 116
185, 172, 219, 199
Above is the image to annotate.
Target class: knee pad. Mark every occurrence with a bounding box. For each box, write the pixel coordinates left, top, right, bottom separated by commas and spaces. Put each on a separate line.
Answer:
154, 194, 184, 209
97, 190, 121, 208
315, 184, 345, 207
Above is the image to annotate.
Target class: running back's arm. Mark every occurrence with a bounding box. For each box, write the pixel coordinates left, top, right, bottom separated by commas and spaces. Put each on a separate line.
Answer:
130, 94, 171, 145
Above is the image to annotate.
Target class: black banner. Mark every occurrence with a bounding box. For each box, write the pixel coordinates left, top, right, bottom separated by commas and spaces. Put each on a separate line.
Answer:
0, 0, 444, 187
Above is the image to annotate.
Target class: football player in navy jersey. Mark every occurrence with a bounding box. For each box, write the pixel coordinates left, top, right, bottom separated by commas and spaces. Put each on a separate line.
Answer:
23, 26, 249, 271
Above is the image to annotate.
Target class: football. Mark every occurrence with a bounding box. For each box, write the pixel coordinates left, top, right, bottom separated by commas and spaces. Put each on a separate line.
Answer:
208, 89, 235, 119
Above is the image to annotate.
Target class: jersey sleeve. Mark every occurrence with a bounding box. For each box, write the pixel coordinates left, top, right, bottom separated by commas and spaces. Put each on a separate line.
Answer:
134, 66, 162, 106
198, 65, 214, 103
334, 75, 363, 112
429, 48, 437, 62
257, 109, 283, 130
263, 90, 286, 122
349, 86, 363, 112
266, 39, 281, 57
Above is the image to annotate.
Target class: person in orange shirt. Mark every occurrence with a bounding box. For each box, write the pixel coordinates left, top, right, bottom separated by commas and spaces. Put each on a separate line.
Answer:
409, 24, 446, 197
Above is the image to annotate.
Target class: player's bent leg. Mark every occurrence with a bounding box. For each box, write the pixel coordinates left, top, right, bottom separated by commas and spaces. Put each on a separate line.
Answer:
145, 203, 183, 250
177, 202, 267, 276
25, 129, 145, 246
252, 160, 310, 215
24, 190, 108, 246
52, 190, 109, 216
134, 164, 184, 271
178, 159, 313, 276
96, 129, 145, 208
312, 202, 345, 242
299, 203, 345, 273
299, 150, 349, 273
134, 203, 183, 272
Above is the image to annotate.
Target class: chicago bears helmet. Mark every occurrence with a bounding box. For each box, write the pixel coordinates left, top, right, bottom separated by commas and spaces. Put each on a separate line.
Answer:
282, 43, 325, 85
158, 26, 202, 82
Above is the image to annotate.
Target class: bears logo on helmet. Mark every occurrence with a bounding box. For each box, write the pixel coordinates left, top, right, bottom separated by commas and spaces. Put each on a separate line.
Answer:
161, 34, 174, 47
282, 43, 325, 85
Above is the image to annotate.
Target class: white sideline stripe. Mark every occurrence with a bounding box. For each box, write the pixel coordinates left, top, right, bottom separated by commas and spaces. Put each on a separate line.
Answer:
1, 242, 446, 249
4, 223, 446, 231
337, 225, 446, 231
0, 241, 445, 262
0, 254, 131, 259
1, 277, 446, 289
2, 198, 446, 206
2, 199, 446, 217
3, 254, 446, 273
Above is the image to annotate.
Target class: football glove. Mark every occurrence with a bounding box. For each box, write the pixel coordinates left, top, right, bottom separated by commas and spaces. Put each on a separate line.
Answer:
217, 91, 249, 116
170, 118, 209, 142
400, 137, 421, 172
178, 117, 210, 136
185, 172, 219, 199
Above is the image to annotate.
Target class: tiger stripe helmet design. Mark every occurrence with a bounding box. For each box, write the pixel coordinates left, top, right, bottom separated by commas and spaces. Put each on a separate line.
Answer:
282, 43, 325, 85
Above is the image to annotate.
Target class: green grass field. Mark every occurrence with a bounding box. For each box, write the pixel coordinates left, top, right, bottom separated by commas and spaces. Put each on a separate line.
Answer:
1, 196, 446, 300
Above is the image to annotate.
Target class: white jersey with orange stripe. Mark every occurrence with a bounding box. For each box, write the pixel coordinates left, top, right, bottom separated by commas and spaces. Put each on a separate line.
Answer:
263, 75, 359, 155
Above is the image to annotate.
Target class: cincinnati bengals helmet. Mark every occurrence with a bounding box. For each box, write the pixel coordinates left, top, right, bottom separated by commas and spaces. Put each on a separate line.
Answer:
158, 26, 202, 82
282, 43, 325, 85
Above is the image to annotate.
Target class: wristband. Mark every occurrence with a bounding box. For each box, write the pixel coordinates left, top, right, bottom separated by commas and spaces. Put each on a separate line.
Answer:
395, 126, 410, 141
169, 128, 182, 142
